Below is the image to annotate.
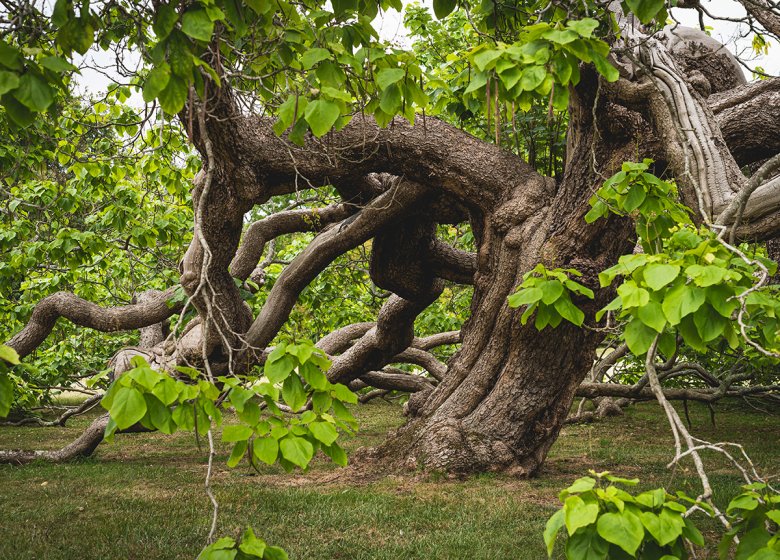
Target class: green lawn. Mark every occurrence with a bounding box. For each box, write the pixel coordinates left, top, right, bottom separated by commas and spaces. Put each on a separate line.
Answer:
0, 399, 777, 559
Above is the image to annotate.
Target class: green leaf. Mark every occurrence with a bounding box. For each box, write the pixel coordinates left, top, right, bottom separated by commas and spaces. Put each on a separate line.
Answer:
618, 282, 650, 308
309, 421, 338, 446
322, 442, 347, 466
143, 65, 171, 102
596, 510, 644, 556
644, 264, 680, 291
662, 282, 705, 325
279, 436, 314, 469
264, 546, 289, 560
623, 183, 647, 212
591, 54, 619, 82
567, 18, 600, 37
222, 424, 253, 442
227, 440, 248, 468
158, 75, 188, 114
433, 0, 456, 18
566, 525, 609, 560
625, 0, 665, 24
110, 386, 148, 430
13, 73, 54, 112
265, 353, 295, 384
682, 517, 704, 547
508, 287, 543, 307
39, 56, 77, 72
539, 280, 564, 304
238, 528, 267, 557
520, 66, 547, 91
0, 373, 13, 418
376, 68, 405, 89
544, 509, 565, 557
379, 83, 402, 115
727, 494, 760, 512
282, 374, 307, 412
253, 437, 279, 465
637, 300, 667, 333
473, 49, 502, 71
301, 48, 331, 69
304, 99, 341, 137
565, 476, 597, 494
640, 509, 684, 546
624, 319, 657, 355
301, 362, 328, 391
554, 296, 585, 326
564, 495, 599, 535
153, 4, 179, 39
0, 345, 20, 365
332, 383, 357, 404
0, 41, 22, 70
693, 304, 727, 342
181, 8, 214, 42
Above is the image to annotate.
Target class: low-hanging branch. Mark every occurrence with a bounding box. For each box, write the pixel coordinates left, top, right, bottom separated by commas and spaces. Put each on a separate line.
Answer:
7, 287, 182, 359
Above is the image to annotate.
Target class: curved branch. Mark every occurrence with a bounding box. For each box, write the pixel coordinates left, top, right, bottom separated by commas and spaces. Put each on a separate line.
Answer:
6, 287, 181, 359
391, 347, 447, 381
411, 330, 461, 350
429, 240, 477, 284
576, 381, 779, 402
241, 179, 430, 356
327, 286, 444, 385
349, 368, 435, 393
230, 203, 354, 280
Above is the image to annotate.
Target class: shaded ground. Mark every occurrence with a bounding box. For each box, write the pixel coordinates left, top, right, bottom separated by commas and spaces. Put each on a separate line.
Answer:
0, 399, 777, 559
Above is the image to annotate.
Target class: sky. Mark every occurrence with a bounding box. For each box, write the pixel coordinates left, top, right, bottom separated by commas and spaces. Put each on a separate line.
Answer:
74, 0, 778, 99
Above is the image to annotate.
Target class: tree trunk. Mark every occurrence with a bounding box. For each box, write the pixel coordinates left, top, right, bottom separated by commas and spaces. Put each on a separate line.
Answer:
379, 76, 638, 475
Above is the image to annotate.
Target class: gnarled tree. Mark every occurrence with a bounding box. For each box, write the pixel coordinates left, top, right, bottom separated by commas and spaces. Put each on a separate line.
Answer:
1, 0, 779, 474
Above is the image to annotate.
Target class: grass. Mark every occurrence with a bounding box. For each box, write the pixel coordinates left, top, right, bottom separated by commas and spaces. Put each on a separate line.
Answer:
0, 399, 777, 559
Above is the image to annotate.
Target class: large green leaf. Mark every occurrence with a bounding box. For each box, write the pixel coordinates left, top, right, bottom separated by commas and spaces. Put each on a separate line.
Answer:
554, 296, 585, 326
520, 65, 547, 91
376, 68, 405, 89
309, 421, 338, 446
110, 386, 148, 430
433, 0, 456, 18
662, 282, 705, 325
181, 8, 214, 42
282, 374, 307, 412
253, 437, 279, 465
564, 495, 599, 536
644, 264, 680, 291
300, 48, 331, 69
637, 300, 666, 333
222, 424, 253, 442
158, 75, 188, 114
640, 509, 684, 546
596, 510, 645, 556
142, 66, 171, 102
544, 509, 564, 557
625, 0, 665, 24
624, 319, 657, 355
13, 73, 54, 112
0, 373, 13, 418
265, 353, 295, 384
0, 345, 20, 365
566, 525, 609, 560
279, 436, 314, 469
304, 99, 340, 137
0, 71, 20, 96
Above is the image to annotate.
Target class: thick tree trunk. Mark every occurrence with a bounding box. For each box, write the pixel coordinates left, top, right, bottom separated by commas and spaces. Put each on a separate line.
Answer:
377, 76, 637, 475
